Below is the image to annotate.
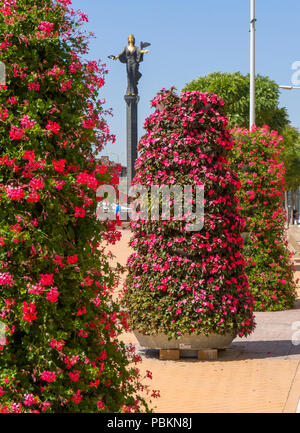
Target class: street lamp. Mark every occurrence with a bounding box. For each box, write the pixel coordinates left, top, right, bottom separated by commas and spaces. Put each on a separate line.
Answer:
250, 0, 256, 129
279, 85, 300, 90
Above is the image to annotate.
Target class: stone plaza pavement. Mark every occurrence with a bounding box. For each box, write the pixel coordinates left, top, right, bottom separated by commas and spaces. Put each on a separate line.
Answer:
107, 229, 300, 413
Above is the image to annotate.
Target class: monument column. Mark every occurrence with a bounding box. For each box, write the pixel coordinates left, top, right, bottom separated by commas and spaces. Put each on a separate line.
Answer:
109, 34, 150, 197
124, 94, 139, 190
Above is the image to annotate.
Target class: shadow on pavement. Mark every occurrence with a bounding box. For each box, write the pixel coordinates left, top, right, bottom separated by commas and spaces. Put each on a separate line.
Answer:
219, 339, 300, 361
135, 339, 300, 362
293, 299, 300, 309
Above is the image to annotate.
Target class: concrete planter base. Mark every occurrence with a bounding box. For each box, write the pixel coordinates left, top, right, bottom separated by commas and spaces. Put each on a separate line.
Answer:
134, 331, 235, 357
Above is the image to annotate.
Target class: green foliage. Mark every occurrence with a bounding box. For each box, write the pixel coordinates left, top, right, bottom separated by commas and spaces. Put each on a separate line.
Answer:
183, 72, 289, 132
280, 125, 300, 191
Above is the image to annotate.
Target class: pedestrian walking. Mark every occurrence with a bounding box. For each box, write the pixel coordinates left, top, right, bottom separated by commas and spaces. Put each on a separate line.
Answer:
293, 208, 298, 225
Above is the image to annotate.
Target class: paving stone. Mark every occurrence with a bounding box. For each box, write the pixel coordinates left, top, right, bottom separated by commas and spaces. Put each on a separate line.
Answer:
107, 229, 300, 412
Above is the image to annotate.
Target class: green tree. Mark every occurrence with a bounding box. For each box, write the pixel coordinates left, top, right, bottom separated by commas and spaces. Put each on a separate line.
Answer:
183, 72, 289, 131
184, 72, 300, 192
280, 125, 300, 191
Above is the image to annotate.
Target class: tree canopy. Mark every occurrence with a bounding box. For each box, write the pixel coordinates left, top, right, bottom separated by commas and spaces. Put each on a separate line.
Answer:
183, 72, 300, 191
183, 72, 289, 132
280, 125, 300, 191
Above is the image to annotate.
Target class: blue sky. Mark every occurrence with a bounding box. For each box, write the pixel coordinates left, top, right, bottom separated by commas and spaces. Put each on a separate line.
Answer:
71, 0, 300, 165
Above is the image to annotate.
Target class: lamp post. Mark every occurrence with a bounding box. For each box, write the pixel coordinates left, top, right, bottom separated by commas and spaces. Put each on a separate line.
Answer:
250, 0, 256, 129
278, 85, 300, 91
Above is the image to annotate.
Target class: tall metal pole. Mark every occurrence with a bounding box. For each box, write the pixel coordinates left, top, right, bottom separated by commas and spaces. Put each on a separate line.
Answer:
250, 0, 256, 129
124, 94, 139, 194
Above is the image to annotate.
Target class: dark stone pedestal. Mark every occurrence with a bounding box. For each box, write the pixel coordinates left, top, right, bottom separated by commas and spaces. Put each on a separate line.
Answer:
124, 95, 140, 192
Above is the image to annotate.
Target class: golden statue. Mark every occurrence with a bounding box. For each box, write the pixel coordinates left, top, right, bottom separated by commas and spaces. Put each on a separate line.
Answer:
109, 34, 150, 96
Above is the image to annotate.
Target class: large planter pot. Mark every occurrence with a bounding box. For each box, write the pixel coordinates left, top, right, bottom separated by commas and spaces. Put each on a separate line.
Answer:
134, 331, 235, 357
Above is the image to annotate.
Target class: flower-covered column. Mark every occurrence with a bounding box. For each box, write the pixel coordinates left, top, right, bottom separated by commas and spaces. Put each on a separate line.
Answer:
122, 88, 256, 339
0, 0, 149, 413
232, 126, 297, 311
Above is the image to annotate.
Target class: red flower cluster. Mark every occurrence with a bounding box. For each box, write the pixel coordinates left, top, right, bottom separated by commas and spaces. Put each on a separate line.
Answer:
40, 274, 54, 286
28, 82, 40, 91
22, 302, 37, 324
6, 186, 25, 200
38, 21, 54, 34
9, 126, 25, 140
46, 121, 61, 134
41, 371, 57, 383
46, 287, 59, 303
0, 272, 14, 287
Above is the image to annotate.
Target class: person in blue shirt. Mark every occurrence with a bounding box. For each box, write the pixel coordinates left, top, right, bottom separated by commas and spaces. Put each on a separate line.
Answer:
116, 200, 121, 218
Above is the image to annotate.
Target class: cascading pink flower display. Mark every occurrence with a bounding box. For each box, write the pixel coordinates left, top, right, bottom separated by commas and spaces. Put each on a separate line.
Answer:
122, 88, 256, 338
0, 0, 150, 414
231, 126, 297, 310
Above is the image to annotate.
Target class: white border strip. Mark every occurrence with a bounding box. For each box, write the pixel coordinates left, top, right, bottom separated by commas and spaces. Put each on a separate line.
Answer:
296, 398, 300, 413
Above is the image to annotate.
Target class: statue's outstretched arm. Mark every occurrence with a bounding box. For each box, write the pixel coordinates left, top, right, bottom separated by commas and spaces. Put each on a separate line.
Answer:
108, 48, 126, 62
108, 54, 120, 61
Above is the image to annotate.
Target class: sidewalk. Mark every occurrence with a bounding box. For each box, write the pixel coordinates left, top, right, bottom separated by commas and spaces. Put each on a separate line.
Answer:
108, 230, 300, 413
288, 225, 300, 254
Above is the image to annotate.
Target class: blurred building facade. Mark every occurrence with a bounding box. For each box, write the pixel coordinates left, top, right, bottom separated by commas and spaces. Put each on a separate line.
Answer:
99, 155, 127, 178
